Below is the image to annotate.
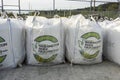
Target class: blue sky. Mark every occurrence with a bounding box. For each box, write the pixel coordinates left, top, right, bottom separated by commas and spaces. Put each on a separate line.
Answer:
1, 0, 118, 10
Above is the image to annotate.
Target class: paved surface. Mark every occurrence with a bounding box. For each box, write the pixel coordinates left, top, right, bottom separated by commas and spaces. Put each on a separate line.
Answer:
0, 61, 120, 80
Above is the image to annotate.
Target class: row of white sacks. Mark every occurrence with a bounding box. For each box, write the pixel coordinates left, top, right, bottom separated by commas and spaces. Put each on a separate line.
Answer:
26, 15, 103, 65
0, 14, 119, 69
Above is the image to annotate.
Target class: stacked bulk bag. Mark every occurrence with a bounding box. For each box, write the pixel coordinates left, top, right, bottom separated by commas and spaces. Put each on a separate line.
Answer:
26, 16, 64, 65
103, 19, 120, 65
66, 14, 103, 64
0, 18, 25, 69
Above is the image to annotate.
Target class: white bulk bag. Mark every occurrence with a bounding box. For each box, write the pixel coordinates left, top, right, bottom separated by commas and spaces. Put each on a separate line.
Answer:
98, 20, 112, 40
66, 14, 103, 64
104, 19, 120, 65
0, 19, 25, 69
26, 16, 64, 65
98, 20, 112, 56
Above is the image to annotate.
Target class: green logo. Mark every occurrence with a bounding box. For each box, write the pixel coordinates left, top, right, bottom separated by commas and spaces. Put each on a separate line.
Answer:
34, 35, 58, 43
0, 37, 7, 63
81, 32, 100, 39
0, 37, 5, 43
33, 35, 58, 63
0, 55, 7, 63
34, 54, 57, 63
79, 32, 101, 59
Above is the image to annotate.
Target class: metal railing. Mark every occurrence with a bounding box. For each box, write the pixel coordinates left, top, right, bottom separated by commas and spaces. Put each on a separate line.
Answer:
0, 0, 21, 14
0, 0, 119, 18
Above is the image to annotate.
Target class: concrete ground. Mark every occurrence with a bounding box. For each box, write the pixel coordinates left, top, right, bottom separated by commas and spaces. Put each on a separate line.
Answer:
0, 61, 120, 80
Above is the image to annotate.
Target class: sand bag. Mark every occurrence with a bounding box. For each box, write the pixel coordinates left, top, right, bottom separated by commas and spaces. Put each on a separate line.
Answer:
104, 19, 120, 65
0, 18, 25, 69
66, 14, 103, 64
98, 20, 112, 56
26, 16, 64, 65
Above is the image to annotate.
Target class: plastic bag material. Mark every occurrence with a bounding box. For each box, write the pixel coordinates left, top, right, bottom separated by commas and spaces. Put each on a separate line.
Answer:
66, 14, 103, 64
0, 18, 25, 70
98, 20, 112, 56
103, 19, 120, 65
26, 16, 65, 65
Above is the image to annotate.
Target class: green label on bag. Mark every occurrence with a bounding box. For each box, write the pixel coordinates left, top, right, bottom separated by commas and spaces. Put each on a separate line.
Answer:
33, 54, 57, 63
33, 35, 59, 63
34, 35, 58, 43
0, 37, 8, 64
0, 55, 7, 63
79, 32, 101, 59
81, 32, 100, 39
0, 37, 5, 43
